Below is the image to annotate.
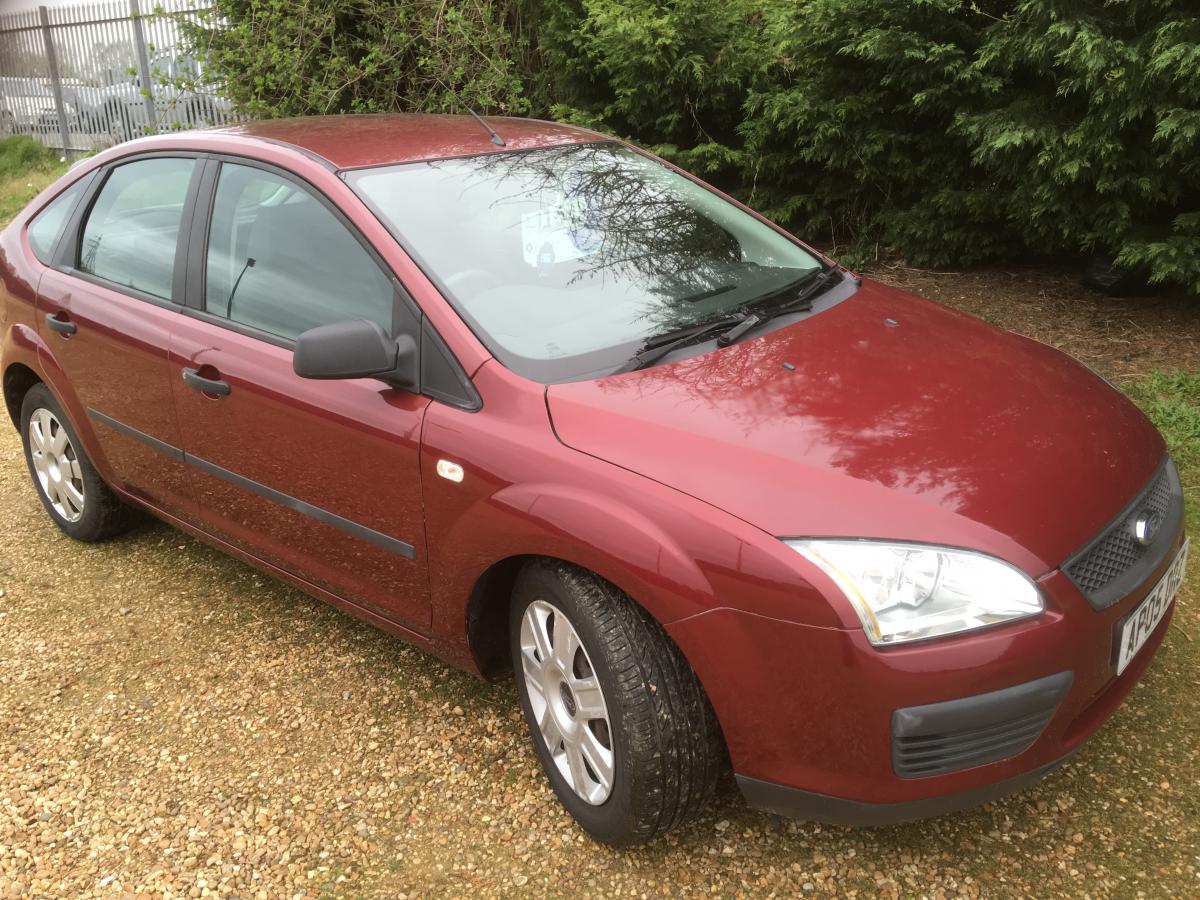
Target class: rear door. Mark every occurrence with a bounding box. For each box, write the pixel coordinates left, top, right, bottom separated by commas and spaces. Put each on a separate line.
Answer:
168, 157, 432, 630
36, 154, 201, 521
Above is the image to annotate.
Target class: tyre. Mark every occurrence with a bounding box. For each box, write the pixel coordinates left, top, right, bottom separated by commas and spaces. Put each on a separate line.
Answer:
510, 560, 724, 846
20, 383, 135, 542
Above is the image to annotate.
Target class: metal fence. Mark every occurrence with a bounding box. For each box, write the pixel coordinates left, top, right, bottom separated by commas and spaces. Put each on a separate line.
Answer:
0, 0, 240, 157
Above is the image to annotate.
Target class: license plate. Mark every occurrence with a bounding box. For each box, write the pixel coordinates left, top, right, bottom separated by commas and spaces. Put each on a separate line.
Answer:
1115, 539, 1188, 675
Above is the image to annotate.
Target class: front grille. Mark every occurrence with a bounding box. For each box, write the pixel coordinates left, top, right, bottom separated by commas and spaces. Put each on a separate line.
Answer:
892, 672, 1072, 779
1063, 458, 1183, 610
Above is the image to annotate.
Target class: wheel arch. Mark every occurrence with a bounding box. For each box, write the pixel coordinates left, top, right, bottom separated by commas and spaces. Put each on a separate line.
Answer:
464, 553, 538, 679
439, 478, 720, 678
466, 552, 674, 680
3, 333, 114, 482
2, 361, 41, 428
464, 551, 711, 686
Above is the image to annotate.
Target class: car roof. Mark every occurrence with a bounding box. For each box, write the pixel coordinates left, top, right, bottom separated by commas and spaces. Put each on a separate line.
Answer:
203, 114, 605, 170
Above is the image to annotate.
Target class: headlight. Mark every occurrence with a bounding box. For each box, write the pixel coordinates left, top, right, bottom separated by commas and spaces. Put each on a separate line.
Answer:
786, 540, 1043, 646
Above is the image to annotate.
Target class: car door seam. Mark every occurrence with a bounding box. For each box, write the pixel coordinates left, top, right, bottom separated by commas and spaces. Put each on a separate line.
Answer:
85, 407, 417, 560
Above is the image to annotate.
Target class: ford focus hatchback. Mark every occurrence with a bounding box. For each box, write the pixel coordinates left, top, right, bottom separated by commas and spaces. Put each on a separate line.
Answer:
0, 115, 1185, 846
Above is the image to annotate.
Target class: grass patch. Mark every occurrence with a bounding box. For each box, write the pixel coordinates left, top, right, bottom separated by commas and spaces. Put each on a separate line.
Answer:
0, 135, 60, 179
1126, 371, 1200, 470
0, 136, 69, 225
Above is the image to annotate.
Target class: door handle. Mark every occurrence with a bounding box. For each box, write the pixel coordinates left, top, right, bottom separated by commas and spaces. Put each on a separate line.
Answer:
182, 367, 231, 396
45, 313, 76, 336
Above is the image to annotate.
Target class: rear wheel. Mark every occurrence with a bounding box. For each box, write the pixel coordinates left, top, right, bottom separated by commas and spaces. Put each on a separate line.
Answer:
510, 561, 724, 846
20, 384, 135, 542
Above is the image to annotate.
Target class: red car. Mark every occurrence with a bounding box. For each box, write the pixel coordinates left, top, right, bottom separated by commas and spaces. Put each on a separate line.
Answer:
0, 115, 1186, 846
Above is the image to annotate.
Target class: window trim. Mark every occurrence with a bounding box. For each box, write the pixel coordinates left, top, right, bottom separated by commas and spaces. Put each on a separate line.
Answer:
45, 147, 481, 411
55, 151, 207, 310
187, 154, 412, 349
26, 170, 96, 266
186, 153, 481, 410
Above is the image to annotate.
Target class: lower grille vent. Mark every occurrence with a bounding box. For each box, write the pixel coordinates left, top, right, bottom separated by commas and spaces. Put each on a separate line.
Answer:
892, 671, 1072, 779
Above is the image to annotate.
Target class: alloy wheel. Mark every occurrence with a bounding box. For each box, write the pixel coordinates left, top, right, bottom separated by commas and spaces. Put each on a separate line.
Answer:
519, 599, 615, 805
28, 408, 85, 523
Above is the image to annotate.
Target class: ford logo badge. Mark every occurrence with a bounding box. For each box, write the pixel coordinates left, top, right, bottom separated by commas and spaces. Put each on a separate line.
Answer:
1133, 509, 1162, 547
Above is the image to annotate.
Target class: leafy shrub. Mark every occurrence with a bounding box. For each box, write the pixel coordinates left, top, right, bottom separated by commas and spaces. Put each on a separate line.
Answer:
523, 0, 758, 181
743, 0, 1200, 288
958, 1, 1200, 291
181, 0, 530, 118
741, 0, 1006, 264
186, 0, 1200, 292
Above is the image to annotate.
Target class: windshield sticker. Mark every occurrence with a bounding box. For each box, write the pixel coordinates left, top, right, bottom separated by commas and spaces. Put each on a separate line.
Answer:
564, 171, 604, 254
522, 175, 605, 269
522, 206, 596, 269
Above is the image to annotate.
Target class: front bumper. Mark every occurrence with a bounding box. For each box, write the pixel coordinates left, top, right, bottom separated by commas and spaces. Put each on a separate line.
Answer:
736, 753, 1075, 827
666, 527, 1184, 822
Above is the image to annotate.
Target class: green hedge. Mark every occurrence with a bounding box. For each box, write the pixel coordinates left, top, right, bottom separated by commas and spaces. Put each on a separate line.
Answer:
186, 0, 1200, 291
183, 0, 530, 119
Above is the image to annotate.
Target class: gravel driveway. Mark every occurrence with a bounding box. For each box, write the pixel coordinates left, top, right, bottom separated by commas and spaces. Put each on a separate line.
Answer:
2, 299, 1199, 896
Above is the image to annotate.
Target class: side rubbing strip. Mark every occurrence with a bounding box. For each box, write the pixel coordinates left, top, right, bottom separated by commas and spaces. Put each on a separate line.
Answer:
185, 454, 417, 559
89, 409, 185, 461
87, 408, 417, 560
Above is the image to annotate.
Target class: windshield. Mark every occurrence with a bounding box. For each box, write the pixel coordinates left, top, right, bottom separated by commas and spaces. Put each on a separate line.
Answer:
347, 142, 821, 381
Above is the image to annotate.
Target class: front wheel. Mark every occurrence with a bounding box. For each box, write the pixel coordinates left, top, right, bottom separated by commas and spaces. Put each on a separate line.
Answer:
510, 561, 724, 846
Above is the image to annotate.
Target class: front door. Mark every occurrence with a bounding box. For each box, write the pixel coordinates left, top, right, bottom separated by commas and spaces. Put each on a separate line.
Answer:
37, 155, 200, 522
169, 159, 431, 629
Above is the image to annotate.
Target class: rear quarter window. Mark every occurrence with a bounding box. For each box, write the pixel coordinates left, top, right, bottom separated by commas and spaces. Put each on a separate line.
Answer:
27, 177, 89, 265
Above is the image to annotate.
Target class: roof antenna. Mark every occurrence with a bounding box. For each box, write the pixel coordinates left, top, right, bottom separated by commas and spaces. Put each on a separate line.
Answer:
434, 79, 506, 147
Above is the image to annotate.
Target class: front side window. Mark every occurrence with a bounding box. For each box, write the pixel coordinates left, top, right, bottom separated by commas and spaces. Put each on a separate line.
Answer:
204, 163, 395, 342
348, 143, 821, 381
27, 176, 88, 264
78, 157, 194, 301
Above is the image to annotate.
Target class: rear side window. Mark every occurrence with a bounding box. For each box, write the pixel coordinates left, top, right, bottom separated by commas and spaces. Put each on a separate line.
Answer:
27, 178, 87, 264
79, 157, 195, 301
203, 162, 395, 342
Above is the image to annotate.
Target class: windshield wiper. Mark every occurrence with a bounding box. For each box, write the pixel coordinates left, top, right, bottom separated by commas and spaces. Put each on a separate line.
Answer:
615, 314, 751, 373
748, 265, 842, 315
614, 267, 844, 374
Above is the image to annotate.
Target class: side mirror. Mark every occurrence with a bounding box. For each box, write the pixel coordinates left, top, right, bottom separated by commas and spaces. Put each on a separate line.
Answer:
293, 319, 418, 390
